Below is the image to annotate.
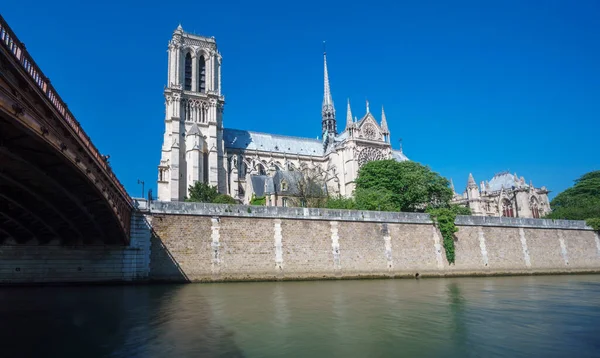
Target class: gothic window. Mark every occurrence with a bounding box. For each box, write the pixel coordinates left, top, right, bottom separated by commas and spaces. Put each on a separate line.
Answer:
363, 123, 378, 140
240, 160, 248, 177
281, 179, 288, 192
530, 197, 540, 219
256, 164, 266, 176
184, 53, 192, 91
502, 199, 514, 217
357, 147, 385, 167
198, 55, 206, 93
282, 198, 288, 207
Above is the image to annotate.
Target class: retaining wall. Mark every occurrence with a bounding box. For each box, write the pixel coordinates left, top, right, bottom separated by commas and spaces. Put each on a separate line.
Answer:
147, 201, 600, 282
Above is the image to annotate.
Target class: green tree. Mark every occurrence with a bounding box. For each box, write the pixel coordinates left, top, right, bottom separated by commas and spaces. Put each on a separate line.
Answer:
186, 182, 219, 203
326, 195, 357, 210
354, 160, 453, 212
213, 194, 237, 204
545, 170, 600, 222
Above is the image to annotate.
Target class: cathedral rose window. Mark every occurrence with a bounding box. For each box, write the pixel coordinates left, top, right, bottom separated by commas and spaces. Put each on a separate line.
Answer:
358, 147, 384, 167
363, 123, 378, 140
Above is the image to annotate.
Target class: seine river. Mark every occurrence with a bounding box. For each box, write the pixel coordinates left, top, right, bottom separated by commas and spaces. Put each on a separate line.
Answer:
1, 275, 599, 357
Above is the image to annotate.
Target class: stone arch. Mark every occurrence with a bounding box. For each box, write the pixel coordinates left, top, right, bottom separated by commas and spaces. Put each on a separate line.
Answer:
255, 162, 267, 176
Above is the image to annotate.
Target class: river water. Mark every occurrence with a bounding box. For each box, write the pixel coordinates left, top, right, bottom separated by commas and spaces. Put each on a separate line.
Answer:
1, 275, 599, 357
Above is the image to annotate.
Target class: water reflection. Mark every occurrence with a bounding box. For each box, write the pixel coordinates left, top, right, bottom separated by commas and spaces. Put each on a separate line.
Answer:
0, 276, 599, 357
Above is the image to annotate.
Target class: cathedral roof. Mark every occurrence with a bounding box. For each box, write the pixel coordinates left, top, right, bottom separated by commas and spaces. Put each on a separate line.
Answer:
392, 150, 409, 162
223, 128, 323, 156
488, 172, 527, 191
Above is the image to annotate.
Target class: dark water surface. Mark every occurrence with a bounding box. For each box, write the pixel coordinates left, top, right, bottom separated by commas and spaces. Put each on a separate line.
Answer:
1, 275, 600, 357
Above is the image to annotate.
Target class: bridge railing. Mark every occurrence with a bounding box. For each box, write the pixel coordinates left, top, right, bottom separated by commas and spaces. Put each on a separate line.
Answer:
0, 15, 132, 207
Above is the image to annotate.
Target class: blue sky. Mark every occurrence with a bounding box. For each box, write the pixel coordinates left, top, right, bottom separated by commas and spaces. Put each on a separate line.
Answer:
3, 0, 599, 199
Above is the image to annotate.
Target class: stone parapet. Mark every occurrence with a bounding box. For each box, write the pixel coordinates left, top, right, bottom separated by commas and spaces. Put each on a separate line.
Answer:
146, 200, 593, 230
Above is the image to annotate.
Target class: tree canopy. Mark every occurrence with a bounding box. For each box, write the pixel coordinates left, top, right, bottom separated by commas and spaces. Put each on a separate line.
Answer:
186, 182, 237, 204
354, 160, 454, 212
545, 170, 600, 229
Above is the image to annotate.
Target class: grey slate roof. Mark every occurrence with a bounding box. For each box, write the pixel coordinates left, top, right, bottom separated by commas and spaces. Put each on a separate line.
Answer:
392, 150, 409, 162
249, 170, 326, 197
250, 175, 274, 197
488, 172, 526, 191
224, 128, 323, 156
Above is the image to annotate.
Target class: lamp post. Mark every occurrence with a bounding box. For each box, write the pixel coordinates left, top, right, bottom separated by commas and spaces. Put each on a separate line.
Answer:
137, 179, 145, 199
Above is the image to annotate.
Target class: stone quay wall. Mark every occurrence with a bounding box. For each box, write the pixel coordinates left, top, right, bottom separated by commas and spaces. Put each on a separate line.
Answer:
0, 213, 151, 284
1, 199, 598, 285
147, 201, 600, 282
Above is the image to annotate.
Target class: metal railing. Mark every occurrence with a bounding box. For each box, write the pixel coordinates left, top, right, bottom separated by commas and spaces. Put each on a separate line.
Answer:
0, 15, 132, 207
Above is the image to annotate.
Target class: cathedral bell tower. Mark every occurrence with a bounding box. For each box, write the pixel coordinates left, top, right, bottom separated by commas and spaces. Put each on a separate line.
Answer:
322, 49, 336, 138
157, 25, 226, 201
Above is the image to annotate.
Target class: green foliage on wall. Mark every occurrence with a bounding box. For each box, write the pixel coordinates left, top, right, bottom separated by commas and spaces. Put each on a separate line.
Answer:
250, 194, 266, 206
325, 195, 357, 210
213, 194, 237, 204
426, 205, 469, 264
545, 171, 600, 225
586, 218, 600, 231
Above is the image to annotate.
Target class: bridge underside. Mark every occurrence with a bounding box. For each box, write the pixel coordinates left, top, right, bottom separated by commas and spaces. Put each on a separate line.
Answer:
0, 113, 126, 245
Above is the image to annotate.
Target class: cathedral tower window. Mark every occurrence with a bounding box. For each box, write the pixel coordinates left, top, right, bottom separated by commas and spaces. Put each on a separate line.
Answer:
502, 199, 514, 217
198, 55, 206, 93
184, 53, 192, 91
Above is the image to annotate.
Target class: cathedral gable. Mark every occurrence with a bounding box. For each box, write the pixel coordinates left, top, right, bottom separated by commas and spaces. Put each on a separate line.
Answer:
356, 114, 383, 141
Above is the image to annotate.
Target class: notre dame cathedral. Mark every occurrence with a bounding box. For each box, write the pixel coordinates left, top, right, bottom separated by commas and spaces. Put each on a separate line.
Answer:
157, 25, 408, 206
156, 25, 551, 218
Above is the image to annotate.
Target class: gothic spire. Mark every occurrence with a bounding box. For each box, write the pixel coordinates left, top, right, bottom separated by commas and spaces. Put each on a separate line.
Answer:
468, 173, 477, 188
321, 44, 336, 136
381, 105, 389, 133
346, 98, 353, 130
450, 178, 456, 193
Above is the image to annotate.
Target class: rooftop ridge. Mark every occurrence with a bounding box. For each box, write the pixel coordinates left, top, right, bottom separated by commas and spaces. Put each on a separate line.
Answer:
224, 128, 322, 143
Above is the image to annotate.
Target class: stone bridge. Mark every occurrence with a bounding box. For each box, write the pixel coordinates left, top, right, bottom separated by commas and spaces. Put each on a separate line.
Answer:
0, 15, 132, 245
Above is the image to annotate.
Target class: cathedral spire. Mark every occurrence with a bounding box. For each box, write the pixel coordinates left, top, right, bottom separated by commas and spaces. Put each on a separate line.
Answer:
346, 99, 353, 130
366, 100, 370, 113
450, 178, 456, 193
467, 173, 477, 189
321, 43, 336, 136
381, 105, 389, 133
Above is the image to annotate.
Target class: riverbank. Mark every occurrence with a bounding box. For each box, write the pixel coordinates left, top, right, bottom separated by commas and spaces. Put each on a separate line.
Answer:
0, 201, 598, 285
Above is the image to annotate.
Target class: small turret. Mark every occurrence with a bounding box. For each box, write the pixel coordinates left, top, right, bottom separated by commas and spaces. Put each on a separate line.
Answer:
467, 173, 480, 199
346, 98, 353, 130
381, 106, 390, 143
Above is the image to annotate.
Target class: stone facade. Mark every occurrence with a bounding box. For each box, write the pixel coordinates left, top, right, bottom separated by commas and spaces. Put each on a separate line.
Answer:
451, 172, 551, 218
157, 26, 408, 204
146, 201, 600, 282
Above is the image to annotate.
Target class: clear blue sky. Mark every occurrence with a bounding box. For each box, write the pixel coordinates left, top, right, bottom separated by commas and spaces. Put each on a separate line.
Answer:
3, 0, 599, 199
